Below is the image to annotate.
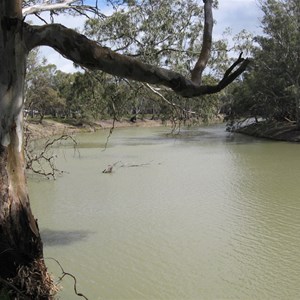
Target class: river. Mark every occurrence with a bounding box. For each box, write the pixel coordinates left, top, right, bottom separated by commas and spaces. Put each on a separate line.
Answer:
28, 125, 300, 300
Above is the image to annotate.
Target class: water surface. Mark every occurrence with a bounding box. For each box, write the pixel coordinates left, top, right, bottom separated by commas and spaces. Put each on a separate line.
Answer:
29, 125, 300, 299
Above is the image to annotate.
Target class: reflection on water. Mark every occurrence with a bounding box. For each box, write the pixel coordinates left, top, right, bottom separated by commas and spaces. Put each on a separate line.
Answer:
29, 125, 300, 300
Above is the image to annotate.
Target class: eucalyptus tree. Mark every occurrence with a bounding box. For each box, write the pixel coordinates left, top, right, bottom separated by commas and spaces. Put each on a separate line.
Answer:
230, 0, 300, 124
259, 0, 300, 124
67, 71, 108, 120
26, 59, 66, 122
84, 0, 232, 120
0, 0, 249, 298
85, 0, 204, 72
68, 71, 139, 120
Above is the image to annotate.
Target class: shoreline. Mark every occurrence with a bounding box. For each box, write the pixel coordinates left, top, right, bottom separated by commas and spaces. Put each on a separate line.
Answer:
25, 118, 168, 140
234, 121, 300, 142
27, 118, 300, 143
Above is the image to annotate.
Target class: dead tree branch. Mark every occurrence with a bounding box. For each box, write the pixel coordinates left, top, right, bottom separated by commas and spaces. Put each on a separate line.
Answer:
46, 257, 88, 300
24, 128, 77, 179
102, 160, 159, 173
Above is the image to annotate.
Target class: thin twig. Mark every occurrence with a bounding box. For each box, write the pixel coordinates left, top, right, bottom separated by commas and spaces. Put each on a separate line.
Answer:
143, 83, 196, 115
25, 129, 77, 179
102, 118, 116, 151
45, 257, 89, 300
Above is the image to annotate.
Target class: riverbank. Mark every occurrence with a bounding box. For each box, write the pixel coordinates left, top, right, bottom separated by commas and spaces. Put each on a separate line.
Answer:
25, 118, 167, 140
234, 121, 300, 142
27, 118, 300, 143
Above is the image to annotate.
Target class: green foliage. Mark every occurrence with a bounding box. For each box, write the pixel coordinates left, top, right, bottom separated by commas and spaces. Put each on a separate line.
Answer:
86, 0, 204, 72
229, 0, 300, 123
82, 0, 227, 122
25, 50, 66, 122
67, 72, 130, 120
24, 1, 249, 124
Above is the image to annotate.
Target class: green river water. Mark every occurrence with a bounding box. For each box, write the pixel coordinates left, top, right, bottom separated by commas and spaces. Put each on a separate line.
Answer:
28, 125, 300, 300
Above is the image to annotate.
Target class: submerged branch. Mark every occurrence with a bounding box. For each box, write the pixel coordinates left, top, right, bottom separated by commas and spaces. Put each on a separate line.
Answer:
102, 160, 158, 173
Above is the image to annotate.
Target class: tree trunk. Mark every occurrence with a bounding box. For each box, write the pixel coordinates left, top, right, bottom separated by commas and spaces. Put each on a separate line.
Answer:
0, 2, 54, 299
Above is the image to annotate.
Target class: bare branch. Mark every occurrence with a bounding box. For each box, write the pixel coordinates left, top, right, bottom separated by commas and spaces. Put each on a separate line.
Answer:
22, 0, 77, 16
34, 12, 48, 24
22, 0, 105, 18
217, 54, 250, 90
46, 257, 88, 300
24, 127, 77, 179
103, 117, 116, 151
144, 83, 196, 115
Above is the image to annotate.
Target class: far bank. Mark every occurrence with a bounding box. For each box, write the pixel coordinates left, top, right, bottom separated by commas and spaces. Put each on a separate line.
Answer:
233, 121, 300, 142
25, 118, 168, 140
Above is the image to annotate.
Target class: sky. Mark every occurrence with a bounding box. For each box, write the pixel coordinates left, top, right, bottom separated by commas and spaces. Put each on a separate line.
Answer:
28, 0, 264, 73
214, 0, 263, 36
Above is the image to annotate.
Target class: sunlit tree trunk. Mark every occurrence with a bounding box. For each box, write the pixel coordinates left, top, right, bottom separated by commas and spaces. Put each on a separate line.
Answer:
0, 1, 52, 298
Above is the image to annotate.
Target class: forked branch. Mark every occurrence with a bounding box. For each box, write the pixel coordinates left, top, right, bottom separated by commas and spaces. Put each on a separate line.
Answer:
23, 0, 250, 98
24, 23, 249, 98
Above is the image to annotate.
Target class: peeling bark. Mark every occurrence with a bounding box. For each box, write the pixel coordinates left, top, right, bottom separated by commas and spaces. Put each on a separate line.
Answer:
0, 142, 42, 278
0, 1, 52, 298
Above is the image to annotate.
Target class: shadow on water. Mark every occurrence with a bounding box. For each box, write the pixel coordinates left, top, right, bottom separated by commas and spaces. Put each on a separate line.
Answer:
41, 229, 94, 246
155, 125, 272, 145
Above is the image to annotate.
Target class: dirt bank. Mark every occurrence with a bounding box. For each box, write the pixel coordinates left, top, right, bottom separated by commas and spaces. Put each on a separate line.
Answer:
235, 121, 300, 142
25, 119, 166, 140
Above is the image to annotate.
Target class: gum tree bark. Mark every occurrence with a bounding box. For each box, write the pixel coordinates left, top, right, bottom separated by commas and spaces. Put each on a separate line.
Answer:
191, 0, 213, 85
0, 0, 249, 298
0, 1, 51, 299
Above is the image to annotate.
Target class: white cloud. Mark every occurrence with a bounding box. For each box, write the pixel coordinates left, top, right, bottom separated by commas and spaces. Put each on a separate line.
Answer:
214, 0, 263, 36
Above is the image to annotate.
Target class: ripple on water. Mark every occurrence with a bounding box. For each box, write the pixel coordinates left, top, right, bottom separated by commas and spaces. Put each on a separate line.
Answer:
30, 126, 300, 300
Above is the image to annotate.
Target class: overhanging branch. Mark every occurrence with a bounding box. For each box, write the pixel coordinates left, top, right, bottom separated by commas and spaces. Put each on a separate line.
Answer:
23, 22, 250, 98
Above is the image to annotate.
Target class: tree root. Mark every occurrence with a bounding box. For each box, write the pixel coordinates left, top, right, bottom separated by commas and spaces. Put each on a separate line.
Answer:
1, 259, 59, 300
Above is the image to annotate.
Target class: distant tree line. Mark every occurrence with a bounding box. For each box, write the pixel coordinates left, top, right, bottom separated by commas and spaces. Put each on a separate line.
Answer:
27, 1, 299, 129
25, 0, 254, 125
